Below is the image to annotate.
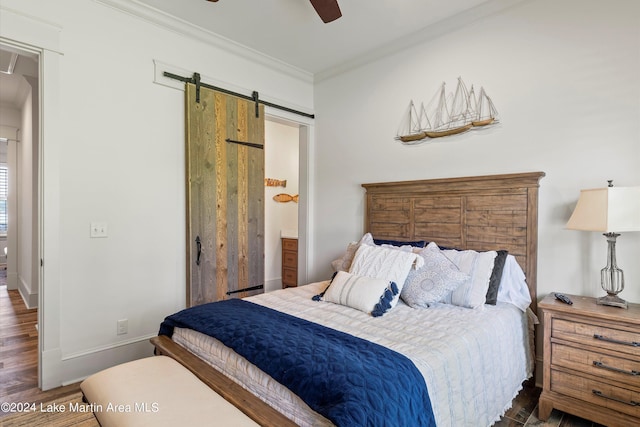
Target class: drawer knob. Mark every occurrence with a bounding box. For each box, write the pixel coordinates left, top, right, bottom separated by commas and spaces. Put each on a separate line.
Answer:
593, 334, 640, 347
593, 360, 640, 376
592, 389, 640, 407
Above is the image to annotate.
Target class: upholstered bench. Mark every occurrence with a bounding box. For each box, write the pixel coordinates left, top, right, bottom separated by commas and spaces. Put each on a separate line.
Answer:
81, 355, 259, 427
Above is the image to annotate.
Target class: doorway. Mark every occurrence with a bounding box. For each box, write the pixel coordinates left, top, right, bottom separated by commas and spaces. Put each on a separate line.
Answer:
0, 43, 39, 303
0, 42, 41, 391
264, 118, 300, 292
263, 112, 312, 292
0, 44, 39, 304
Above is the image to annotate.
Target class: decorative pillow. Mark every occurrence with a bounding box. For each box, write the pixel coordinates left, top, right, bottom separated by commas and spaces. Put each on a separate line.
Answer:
485, 250, 508, 305
331, 241, 359, 272
330, 233, 429, 273
373, 238, 427, 248
330, 233, 375, 272
401, 243, 470, 308
321, 271, 399, 317
441, 247, 497, 309
349, 243, 423, 288
496, 255, 531, 311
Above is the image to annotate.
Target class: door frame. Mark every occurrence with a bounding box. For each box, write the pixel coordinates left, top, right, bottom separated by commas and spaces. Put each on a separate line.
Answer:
263, 110, 314, 288
0, 7, 64, 390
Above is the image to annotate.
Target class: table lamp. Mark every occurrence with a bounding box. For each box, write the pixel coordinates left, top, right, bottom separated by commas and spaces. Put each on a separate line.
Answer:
566, 181, 640, 308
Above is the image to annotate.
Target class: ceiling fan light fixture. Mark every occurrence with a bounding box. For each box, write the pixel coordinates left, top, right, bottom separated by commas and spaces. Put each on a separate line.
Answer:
204, 0, 341, 24
309, 0, 342, 23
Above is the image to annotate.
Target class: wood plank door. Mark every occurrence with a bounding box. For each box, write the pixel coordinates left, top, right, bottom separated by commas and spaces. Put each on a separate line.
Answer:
185, 83, 265, 306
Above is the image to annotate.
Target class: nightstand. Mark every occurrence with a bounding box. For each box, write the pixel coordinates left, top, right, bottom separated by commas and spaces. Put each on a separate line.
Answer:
281, 238, 298, 288
539, 293, 640, 427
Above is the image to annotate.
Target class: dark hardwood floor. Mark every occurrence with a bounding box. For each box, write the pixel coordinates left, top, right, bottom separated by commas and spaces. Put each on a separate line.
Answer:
0, 274, 604, 426
495, 379, 605, 427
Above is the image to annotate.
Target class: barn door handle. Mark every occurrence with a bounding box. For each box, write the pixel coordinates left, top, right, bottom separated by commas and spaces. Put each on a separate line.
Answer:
195, 236, 202, 266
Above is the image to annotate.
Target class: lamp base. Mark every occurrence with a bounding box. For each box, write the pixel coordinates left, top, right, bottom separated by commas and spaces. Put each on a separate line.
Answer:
597, 294, 628, 309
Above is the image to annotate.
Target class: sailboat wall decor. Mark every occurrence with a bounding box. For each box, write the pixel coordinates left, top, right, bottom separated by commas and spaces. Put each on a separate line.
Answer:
396, 101, 427, 142
396, 77, 499, 144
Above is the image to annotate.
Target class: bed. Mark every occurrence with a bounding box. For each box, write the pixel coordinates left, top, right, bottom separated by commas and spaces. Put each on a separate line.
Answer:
152, 171, 545, 427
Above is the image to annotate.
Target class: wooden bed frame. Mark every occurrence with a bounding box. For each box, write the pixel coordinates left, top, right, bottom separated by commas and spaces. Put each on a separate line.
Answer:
152, 171, 545, 425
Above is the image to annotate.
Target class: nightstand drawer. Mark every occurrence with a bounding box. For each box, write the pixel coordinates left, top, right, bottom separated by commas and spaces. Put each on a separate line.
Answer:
552, 318, 640, 358
282, 251, 297, 267
282, 239, 298, 251
551, 342, 640, 387
551, 369, 640, 418
282, 268, 297, 286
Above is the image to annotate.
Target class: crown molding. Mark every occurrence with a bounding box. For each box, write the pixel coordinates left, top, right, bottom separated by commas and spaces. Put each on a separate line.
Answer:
0, 5, 63, 54
94, 0, 313, 84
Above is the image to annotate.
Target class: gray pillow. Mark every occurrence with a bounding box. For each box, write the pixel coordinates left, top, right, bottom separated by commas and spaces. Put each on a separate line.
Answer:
401, 243, 470, 308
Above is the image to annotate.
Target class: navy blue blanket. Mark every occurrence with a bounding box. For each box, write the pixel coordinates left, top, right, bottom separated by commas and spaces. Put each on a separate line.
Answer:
159, 299, 435, 427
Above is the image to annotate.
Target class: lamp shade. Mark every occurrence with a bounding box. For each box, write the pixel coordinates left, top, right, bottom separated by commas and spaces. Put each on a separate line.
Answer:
566, 186, 640, 232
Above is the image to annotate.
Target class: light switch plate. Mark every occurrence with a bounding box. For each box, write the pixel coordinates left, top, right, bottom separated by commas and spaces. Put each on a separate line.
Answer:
117, 319, 128, 335
90, 222, 108, 238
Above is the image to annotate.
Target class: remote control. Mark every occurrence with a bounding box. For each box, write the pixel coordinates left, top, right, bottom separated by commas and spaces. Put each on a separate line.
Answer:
554, 293, 573, 305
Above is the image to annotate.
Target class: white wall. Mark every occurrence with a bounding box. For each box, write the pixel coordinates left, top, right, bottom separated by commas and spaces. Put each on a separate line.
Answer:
264, 120, 299, 292
0, 111, 21, 291
0, 127, 5, 264
1, 0, 313, 388
311, 0, 640, 306
0, 122, 14, 274
17, 76, 38, 308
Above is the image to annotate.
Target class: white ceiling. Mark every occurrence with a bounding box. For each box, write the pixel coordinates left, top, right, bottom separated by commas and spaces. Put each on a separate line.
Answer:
0, 0, 520, 107
137, 0, 517, 76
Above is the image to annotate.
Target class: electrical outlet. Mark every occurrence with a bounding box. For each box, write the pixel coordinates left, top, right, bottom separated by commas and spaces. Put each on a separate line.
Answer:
117, 319, 128, 335
90, 222, 108, 238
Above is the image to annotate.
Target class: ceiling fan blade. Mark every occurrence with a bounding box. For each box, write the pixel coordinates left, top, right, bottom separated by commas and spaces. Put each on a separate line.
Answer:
309, 0, 342, 23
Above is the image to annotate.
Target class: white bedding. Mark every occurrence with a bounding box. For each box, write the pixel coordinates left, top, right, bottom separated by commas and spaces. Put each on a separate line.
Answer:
172, 281, 533, 427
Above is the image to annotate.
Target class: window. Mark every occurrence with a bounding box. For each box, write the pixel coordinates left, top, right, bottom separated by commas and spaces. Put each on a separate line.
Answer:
0, 165, 7, 234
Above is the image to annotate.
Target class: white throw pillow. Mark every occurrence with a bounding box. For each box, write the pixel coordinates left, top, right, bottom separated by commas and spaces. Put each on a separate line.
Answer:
323, 271, 398, 317
349, 243, 422, 289
401, 243, 470, 308
496, 255, 532, 311
441, 247, 497, 309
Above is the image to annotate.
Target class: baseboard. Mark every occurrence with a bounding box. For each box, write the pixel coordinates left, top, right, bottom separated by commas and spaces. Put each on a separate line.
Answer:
6, 270, 18, 290
60, 335, 156, 386
264, 278, 282, 293
41, 347, 63, 391
18, 275, 38, 309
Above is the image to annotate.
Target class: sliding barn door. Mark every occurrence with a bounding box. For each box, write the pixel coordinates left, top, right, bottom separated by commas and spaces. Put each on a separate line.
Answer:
185, 83, 265, 306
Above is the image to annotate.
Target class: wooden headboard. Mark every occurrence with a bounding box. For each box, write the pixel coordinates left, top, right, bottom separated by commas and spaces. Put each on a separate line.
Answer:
362, 172, 545, 310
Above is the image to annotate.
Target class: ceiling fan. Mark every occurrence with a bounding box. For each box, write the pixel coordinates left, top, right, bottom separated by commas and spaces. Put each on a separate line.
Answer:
206, 0, 342, 24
